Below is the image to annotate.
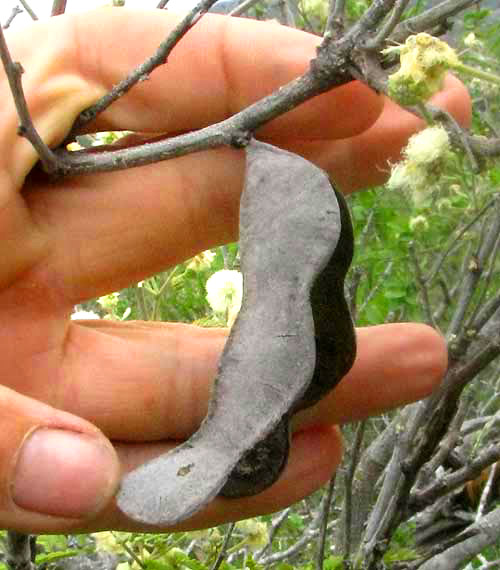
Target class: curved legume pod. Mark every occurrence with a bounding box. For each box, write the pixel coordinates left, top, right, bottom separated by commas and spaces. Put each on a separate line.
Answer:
221, 185, 355, 497
117, 140, 350, 525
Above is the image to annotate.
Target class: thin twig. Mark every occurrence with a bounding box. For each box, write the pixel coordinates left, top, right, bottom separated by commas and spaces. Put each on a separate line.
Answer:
415, 394, 470, 489
430, 105, 479, 172
3, 6, 23, 29
5, 532, 35, 570
347, 266, 363, 321
56, 66, 344, 176
475, 461, 498, 521
465, 224, 500, 333
156, 0, 171, 8
474, 558, 500, 570
343, 421, 366, 562
410, 443, 500, 510
260, 497, 338, 566
260, 526, 321, 565
447, 200, 500, 341
119, 537, 146, 570
51, 0, 68, 16
462, 414, 500, 438
210, 522, 235, 570
468, 134, 500, 158
425, 198, 495, 285
18, 0, 38, 20
0, 0, 388, 179
315, 475, 336, 570
409, 241, 437, 329
55, 0, 398, 176
229, 0, 261, 17
360, 418, 415, 567
67, 0, 221, 139
357, 261, 393, 318
471, 293, 500, 335
255, 508, 291, 561
0, 25, 61, 173
363, 0, 411, 50
390, 0, 478, 44
343, 0, 398, 44
276, 0, 294, 27
324, 0, 346, 38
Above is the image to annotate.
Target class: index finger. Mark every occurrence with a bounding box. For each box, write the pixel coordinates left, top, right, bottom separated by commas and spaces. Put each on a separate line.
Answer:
72, 9, 383, 139
3, 9, 383, 184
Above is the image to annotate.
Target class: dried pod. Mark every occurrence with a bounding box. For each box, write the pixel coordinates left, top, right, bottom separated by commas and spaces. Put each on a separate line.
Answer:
117, 141, 355, 525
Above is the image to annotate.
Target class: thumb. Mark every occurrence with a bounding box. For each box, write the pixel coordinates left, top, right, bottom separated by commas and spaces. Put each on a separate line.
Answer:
1, 385, 120, 533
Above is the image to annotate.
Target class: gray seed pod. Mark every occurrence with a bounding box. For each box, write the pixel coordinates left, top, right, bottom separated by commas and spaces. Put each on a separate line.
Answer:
117, 141, 355, 525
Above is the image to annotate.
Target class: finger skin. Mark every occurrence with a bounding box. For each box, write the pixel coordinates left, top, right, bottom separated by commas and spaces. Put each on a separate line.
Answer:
82, 425, 344, 533
2, 9, 382, 188
0, 320, 445, 532
67, 322, 446, 531
24, 321, 445, 442
73, 11, 382, 141
326, 74, 472, 191
0, 385, 120, 534
2, 9, 383, 291
285, 74, 472, 191
2, 12, 469, 296
293, 323, 448, 428
0, 8, 463, 534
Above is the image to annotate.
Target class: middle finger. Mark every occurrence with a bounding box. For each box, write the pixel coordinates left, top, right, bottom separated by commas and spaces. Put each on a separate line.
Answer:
45, 321, 446, 441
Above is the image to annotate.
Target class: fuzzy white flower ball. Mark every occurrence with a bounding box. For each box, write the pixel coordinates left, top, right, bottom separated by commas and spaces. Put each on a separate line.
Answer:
404, 126, 451, 165
205, 270, 243, 315
409, 215, 429, 231
71, 310, 100, 320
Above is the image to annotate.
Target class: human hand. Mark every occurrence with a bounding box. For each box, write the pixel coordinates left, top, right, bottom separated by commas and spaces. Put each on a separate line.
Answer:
0, 9, 470, 533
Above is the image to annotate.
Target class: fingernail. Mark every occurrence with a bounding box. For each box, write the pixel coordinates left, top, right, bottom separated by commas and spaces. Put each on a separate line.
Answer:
12, 428, 119, 519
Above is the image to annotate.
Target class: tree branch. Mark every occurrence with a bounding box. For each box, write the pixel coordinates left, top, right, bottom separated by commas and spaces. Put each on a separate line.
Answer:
18, 0, 38, 21
418, 507, 500, 570
210, 522, 235, 570
315, 475, 336, 570
2, 6, 23, 29
67, 0, 222, 139
0, 25, 62, 174
410, 442, 500, 509
51, 0, 68, 17
230, 0, 261, 17
446, 199, 500, 341
391, 0, 478, 44
362, 0, 411, 51
5, 532, 35, 570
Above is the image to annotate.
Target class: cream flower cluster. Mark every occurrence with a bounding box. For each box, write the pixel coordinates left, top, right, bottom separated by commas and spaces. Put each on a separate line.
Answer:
234, 519, 269, 552
187, 250, 216, 271
387, 125, 451, 203
205, 269, 243, 327
384, 33, 460, 106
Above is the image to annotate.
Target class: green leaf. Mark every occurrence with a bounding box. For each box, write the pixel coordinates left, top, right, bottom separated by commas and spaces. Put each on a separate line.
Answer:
489, 166, 500, 185
35, 550, 82, 565
384, 287, 408, 299
287, 512, 305, 530
324, 556, 345, 570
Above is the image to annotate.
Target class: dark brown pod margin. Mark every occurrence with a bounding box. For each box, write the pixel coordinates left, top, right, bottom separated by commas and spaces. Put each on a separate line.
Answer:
117, 141, 353, 525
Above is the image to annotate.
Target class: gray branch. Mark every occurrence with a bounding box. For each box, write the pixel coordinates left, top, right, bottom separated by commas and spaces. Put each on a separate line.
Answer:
418, 507, 500, 570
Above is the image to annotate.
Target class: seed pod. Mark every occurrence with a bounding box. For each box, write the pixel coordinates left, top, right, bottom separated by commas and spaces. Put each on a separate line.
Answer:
117, 140, 355, 525
221, 179, 355, 497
